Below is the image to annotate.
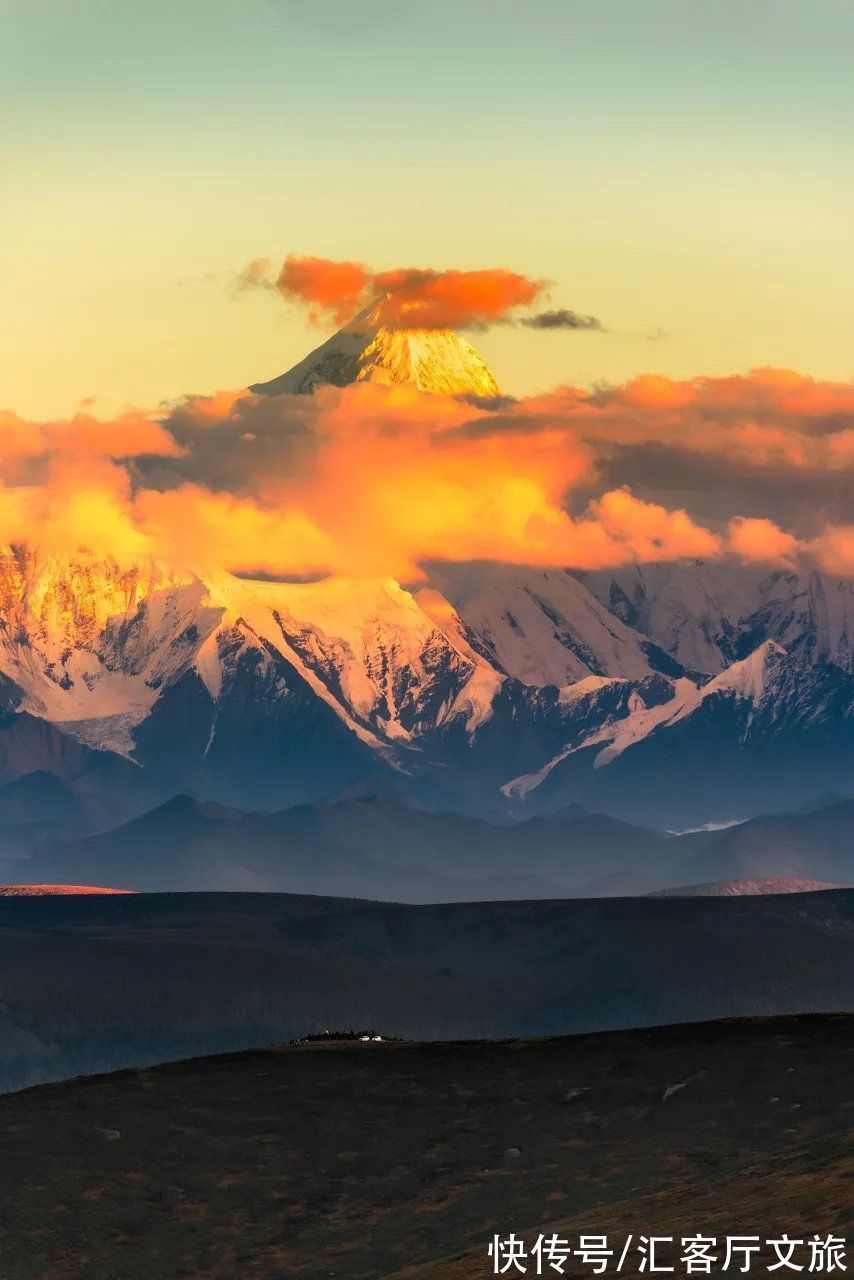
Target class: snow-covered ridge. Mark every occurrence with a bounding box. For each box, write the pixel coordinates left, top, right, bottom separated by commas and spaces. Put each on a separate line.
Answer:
425, 564, 672, 686
0, 539, 850, 824
502, 640, 789, 799
0, 549, 506, 755
0, 547, 219, 749
208, 573, 495, 744
580, 562, 854, 675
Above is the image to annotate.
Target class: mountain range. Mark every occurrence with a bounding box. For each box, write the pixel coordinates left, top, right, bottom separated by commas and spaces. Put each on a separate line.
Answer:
0, 320, 851, 848
8, 789, 853, 900
0, 543, 851, 834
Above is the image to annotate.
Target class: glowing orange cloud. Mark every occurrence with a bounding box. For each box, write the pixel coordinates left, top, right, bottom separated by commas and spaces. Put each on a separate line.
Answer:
0, 383, 725, 580
268, 255, 547, 329
589, 489, 722, 562
0, 458, 149, 565
614, 366, 854, 422
728, 516, 799, 564
275, 255, 371, 325
168, 383, 718, 578
372, 267, 545, 329
460, 367, 854, 476
809, 525, 854, 576
6, 364, 854, 582
134, 486, 333, 578
0, 408, 179, 467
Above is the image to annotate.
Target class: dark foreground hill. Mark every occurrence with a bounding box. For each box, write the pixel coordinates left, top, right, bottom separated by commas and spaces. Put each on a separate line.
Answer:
0, 1015, 851, 1279
2, 889, 854, 1092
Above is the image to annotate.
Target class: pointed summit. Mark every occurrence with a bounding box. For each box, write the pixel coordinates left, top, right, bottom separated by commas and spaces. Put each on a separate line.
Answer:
250, 301, 501, 398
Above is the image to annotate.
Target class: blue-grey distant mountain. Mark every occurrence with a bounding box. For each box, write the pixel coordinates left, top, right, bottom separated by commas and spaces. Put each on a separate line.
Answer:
17, 791, 854, 901
23, 792, 684, 898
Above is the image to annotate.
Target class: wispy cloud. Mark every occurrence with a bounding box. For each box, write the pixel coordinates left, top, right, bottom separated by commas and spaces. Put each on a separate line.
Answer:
519, 308, 605, 332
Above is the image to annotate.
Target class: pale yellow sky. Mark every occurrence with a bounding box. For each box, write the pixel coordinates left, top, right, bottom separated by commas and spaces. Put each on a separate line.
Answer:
3, 0, 854, 419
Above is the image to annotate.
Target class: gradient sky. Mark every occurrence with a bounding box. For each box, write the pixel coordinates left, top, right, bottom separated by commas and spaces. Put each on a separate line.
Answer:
3, 0, 854, 418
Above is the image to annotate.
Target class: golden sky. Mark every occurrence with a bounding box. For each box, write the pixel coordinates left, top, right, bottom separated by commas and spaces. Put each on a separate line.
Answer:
3, 0, 854, 419
2, 1, 854, 584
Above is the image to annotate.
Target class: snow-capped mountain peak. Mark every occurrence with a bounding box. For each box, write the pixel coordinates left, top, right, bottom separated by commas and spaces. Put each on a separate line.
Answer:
0, 546, 218, 748
703, 639, 787, 704
423, 563, 682, 686
0, 551, 502, 761
250, 301, 501, 398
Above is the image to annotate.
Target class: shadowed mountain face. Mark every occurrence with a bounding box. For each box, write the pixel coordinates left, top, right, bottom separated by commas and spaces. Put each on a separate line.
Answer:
0, 770, 86, 826
1, 889, 854, 1093
13, 791, 854, 901
0, 1015, 851, 1280
21, 793, 685, 899
679, 800, 854, 884
0, 768, 95, 860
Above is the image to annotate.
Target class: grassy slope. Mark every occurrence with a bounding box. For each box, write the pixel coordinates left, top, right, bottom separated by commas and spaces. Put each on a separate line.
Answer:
0, 1015, 851, 1279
